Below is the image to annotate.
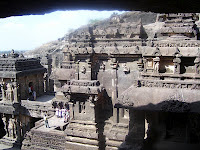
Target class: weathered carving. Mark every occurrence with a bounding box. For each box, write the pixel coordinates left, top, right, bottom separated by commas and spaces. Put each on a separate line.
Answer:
173, 57, 181, 74
153, 57, 160, 73
152, 42, 200, 47
80, 66, 86, 74
136, 79, 200, 90
122, 63, 130, 74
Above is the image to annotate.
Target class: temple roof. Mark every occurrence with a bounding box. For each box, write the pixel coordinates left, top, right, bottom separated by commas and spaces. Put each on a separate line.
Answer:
0, 51, 46, 78
0, 58, 46, 78
116, 84, 200, 112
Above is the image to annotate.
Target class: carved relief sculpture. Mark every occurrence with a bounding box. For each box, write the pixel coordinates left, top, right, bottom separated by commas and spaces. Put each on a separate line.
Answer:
153, 57, 160, 73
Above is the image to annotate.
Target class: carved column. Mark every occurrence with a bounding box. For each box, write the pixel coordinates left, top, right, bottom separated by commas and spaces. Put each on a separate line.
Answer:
68, 102, 74, 119
110, 56, 118, 102
173, 57, 181, 74
15, 116, 21, 142
110, 56, 118, 123
125, 110, 145, 148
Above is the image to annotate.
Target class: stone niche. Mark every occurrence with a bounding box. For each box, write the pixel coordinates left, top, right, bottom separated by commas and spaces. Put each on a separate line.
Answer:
180, 57, 195, 74
159, 57, 174, 73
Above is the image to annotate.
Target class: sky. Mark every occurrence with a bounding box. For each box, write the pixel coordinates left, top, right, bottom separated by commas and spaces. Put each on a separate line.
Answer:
0, 10, 123, 51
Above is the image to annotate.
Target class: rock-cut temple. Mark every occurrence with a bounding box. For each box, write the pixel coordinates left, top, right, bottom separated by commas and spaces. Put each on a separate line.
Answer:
0, 12, 200, 150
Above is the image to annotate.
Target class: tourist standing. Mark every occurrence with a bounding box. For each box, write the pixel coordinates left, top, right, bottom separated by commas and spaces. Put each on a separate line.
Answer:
28, 82, 36, 100
43, 114, 50, 128
55, 107, 59, 117
58, 108, 62, 118
62, 108, 66, 117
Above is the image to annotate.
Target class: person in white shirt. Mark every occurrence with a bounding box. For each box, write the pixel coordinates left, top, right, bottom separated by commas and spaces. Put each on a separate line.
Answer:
55, 107, 59, 117
58, 108, 62, 118
43, 114, 50, 128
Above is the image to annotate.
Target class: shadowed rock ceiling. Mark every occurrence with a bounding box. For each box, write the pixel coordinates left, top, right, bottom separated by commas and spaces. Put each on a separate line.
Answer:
0, 0, 200, 18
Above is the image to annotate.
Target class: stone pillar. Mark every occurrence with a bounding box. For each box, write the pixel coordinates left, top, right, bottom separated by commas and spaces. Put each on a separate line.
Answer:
125, 110, 145, 148
110, 56, 118, 102
110, 56, 118, 123
15, 116, 21, 142
68, 102, 74, 120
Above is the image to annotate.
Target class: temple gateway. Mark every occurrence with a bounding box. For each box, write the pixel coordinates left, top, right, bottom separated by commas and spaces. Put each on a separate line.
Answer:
1, 12, 200, 150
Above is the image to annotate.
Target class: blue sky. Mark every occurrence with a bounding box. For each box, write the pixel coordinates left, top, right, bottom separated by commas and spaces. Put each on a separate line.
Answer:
0, 10, 123, 51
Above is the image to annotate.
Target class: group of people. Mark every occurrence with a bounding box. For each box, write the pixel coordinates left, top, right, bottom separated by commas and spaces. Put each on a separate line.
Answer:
28, 82, 36, 101
55, 107, 70, 123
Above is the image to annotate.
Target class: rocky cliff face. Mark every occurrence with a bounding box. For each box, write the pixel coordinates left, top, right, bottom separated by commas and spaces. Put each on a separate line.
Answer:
24, 11, 158, 58
24, 40, 65, 57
